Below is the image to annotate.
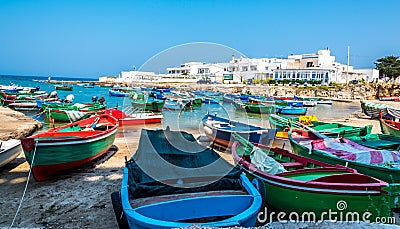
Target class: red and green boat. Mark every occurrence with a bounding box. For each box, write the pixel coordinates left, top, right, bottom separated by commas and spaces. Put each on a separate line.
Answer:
104, 108, 163, 127
288, 128, 400, 186
21, 114, 118, 181
380, 117, 400, 137
131, 98, 165, 112
232, 133, 393, 220
44, 103, 107, 122
233, 101, 275, 114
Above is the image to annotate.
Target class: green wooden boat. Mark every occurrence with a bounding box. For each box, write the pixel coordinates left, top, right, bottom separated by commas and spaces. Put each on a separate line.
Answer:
55, 84, 73, 91
234, 101, 274, 114
44, 103, 106, 122
232, 133, 393, 220
347, 134, 400, 150
131, 98, 165, 112
269, 114, 372, 138
21, 114, 118, 181
289, 128, 400, 188
380, 117, 400, 137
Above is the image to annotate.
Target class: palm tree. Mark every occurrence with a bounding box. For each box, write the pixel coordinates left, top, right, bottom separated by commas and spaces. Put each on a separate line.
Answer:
375, 56, 400, 82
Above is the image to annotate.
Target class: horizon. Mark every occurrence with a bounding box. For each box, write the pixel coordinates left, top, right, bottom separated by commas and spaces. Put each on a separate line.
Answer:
0, 0, 399, 78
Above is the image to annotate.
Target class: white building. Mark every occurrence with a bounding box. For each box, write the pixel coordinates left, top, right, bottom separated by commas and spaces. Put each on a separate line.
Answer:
110, 49, 378, 84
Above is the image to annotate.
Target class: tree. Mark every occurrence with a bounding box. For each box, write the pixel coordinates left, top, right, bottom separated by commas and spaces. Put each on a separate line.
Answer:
375, 56, 400, 81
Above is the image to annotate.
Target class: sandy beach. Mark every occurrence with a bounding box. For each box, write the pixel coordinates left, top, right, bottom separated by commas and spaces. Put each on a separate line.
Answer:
0, 100, 398, 228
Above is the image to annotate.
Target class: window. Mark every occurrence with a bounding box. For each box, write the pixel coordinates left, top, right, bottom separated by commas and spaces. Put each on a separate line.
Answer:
306, 62, 313, 67
242, 66, 248, 72
250, 65, 257, 71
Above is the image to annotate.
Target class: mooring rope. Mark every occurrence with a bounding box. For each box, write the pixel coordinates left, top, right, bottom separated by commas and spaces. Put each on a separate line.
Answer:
10, 140, 38, 228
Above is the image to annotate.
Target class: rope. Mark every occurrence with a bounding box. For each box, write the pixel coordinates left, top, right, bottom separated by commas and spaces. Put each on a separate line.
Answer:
10, 140, 38, 228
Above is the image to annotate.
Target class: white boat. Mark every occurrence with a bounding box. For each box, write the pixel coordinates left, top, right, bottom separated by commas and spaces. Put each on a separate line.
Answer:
302, 100, 317, 107
0, 139, 22, 167
317, 100, 333, 105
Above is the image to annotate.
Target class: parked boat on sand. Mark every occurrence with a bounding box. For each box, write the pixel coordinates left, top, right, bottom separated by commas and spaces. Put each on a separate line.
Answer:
111, 129, 263, 228
232, 133, 393, 220
21, 114, 118, 181
0, 139, 22, 168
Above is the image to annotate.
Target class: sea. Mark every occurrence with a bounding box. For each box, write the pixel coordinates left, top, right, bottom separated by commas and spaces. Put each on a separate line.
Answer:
0, 74, 362, 132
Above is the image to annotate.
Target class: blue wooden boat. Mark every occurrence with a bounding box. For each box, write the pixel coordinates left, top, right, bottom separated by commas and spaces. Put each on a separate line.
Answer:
287, 101, 303, 107
109, 89, 129, 97
202, 113, 277, 148
275, 106, 307, 115
222, 95, 237, 103
202, 97, 219, 104
111, 129, 263, 228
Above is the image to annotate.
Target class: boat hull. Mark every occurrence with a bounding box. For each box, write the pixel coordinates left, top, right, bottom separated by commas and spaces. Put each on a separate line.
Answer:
121, 168, 261, 228
380, 119, 400, 137
21, 115, 118, 181
0, 140, 21, 167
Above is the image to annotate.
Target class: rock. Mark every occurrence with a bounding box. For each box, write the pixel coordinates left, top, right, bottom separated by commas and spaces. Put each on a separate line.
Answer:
0, 107, 42, 140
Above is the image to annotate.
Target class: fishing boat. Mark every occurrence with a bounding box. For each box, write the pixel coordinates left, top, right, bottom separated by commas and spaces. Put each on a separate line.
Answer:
44, 103, 107, 122
0, 139, 22, 167
275, 106, 307, 115
202, 97, 219, 104
302, 100, 317, 107
55, 85, 73, 91
111, 129, 262, 228
380, 115, 400, 137
361, 101, 390, 119
232, 133, 393, 220
109, 89, 129, 97
84, 83, 95, 88
201, 113, 277, 148
288, 127, 400, 184
104, 108, 163, 126
8, 101, 39, 111
131, 98, 165, 112
21, 114, 118, 181
347, 134, 400, 150
317, 100, 333, 105
163, 100, 185, 110
234, 101, 275, 114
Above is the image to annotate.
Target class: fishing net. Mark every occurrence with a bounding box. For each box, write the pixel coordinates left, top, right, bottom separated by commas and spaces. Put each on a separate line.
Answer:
126, 129, 242, 198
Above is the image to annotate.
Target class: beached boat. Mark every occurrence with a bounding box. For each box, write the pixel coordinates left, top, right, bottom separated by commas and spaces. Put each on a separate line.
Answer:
0, 139, 22, 168
269, 114, 318, 131
288, 127, 400, 185
361, 101, 390, 119
232, 133, 393, 220
275, 106, 307, 115
131, 98, 165, 112
104, 108, 163, 126
109, 89, 129, 97
55, 85, 73, 91
7, 101, 39, 111
380, 116, 400, 137
302, 100, 317, 107
347, 134, 400, 150
111, 129, 262, 228
21, 114, 118, 181
201, 113, 277, 148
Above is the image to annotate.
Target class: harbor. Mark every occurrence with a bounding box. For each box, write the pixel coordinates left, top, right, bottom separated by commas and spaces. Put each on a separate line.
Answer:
1, 76, 400, 227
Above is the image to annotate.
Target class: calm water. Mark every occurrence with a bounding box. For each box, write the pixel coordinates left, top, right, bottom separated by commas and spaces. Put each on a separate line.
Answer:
0, 75, 361, 132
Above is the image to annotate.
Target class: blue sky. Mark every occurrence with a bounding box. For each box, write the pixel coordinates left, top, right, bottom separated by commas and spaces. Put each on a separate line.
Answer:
0, 0, 399, 78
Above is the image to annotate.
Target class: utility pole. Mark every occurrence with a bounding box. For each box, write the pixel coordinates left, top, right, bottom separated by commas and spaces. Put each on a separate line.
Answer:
346, 46, 350, 84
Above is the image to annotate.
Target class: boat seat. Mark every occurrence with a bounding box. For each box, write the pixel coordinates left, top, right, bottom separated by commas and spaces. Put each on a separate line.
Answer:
130, 190, 248, 208
281, 162, 304, 169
